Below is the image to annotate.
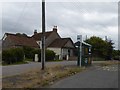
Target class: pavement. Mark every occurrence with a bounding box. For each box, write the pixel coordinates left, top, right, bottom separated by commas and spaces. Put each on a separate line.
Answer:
50, 64, 119, 88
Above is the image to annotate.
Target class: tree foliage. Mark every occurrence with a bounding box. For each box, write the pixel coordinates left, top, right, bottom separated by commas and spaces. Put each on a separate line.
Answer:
112, 50, 120, 60
84, 36, 114, 59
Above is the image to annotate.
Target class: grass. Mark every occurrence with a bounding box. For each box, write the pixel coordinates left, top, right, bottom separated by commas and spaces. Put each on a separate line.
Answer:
2, 65, 86, 88
92, 57, 105, 61
24, 58, 33, 62
99, 60, 120, 66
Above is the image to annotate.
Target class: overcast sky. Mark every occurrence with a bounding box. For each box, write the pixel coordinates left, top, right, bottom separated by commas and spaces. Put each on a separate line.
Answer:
1, 1, 119, 49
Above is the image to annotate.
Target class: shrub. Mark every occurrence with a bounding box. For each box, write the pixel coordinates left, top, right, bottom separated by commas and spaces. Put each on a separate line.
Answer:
31, 49, 55, 62
23, 46, 34, 59
31, 49, 41, 62
12, 48, 24, 62
2, 48, 24, 64
113, 56, 120, 60
46, 50, 55, 61
2, 49, 12, 64
2, 47, 55, 64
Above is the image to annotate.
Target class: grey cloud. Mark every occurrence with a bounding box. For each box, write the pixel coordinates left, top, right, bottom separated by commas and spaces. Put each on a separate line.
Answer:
2, 2, 118, 49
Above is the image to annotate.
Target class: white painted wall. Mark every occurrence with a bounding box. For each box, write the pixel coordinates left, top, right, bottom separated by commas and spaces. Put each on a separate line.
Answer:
47, 48, 62, 59
48, 48, 74, 60
48, 48, 61, 55
62, 49, 68, 55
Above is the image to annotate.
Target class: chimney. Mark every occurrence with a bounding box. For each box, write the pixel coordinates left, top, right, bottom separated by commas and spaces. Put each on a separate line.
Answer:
53, 26, 57, 32
34, 29, 37, 35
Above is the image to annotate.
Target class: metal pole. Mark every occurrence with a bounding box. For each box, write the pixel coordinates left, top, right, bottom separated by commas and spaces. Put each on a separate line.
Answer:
79, 35, 82, 67
77, 35, 82, 67
77, 44, 80, 66
41, 0, 45, 70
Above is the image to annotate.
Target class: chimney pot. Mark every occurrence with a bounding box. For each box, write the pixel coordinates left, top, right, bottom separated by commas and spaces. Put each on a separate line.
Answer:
53, 26, 57, 32
34, 29, 37, 35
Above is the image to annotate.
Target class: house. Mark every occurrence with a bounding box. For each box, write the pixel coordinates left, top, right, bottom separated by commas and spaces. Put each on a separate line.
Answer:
2, 33, 39, 49
32, 26, 75, 60
48, 38, 75, 60
2, 26, 76, 60
32, 26, 61, 48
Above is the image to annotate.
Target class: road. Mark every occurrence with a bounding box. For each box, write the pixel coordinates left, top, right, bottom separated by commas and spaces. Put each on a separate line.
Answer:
50, 64, 118, 88
2, 61, 77, 77
2, 61, 118, 88
2, 61, 108, 77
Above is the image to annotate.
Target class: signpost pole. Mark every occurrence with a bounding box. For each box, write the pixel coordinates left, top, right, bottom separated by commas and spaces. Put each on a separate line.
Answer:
77, 35, 82, 67
80, 35, 82, 67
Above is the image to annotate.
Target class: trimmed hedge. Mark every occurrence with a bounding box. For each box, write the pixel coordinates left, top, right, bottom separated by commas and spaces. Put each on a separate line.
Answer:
45, 50, 55, 61
32, 49, 55, 62
2, 48, 24, 64
23, 46, 34, 59
2, 47, 56, 64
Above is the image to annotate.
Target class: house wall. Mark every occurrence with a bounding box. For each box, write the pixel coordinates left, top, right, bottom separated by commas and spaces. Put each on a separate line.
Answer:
46, 31, 60, 47
47, 47, 62, 59
70, 49, 73, 56
48, 48, 61, 55
61, 48, 74, 60
64, 40, 74, 56
48, 47, 74, 60
62, 48, 68, 56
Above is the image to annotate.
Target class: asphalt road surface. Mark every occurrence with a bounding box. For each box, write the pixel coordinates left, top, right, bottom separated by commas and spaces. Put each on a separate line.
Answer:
50, 64, 118, 88
2, 61, 77, 77
2, 61, 110, 77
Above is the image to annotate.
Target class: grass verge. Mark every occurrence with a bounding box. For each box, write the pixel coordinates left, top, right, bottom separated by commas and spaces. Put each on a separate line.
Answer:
2, 65, 86, 88
98, 60, 120, 66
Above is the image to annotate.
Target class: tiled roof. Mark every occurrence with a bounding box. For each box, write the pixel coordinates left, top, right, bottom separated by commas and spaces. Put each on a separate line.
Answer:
32, 31, 53, 41
5, 33, 39, 48
48, 38, 73, 48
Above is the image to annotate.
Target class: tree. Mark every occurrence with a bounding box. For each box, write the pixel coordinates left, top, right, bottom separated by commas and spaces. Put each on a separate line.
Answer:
112, 50, 120, 60
105, 39, 114, 60
84, 36, 114, 60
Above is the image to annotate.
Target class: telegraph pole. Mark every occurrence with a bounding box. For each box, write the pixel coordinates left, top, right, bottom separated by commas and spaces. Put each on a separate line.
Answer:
41, 0, 45, 70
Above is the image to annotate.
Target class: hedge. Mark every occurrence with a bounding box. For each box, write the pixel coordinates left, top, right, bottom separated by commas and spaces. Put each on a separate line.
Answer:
23, 46, 34, 59
2, 47, 56, 64
45, 50, 55, 61
31, 49, 55, 62
2, 48, 24, 64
